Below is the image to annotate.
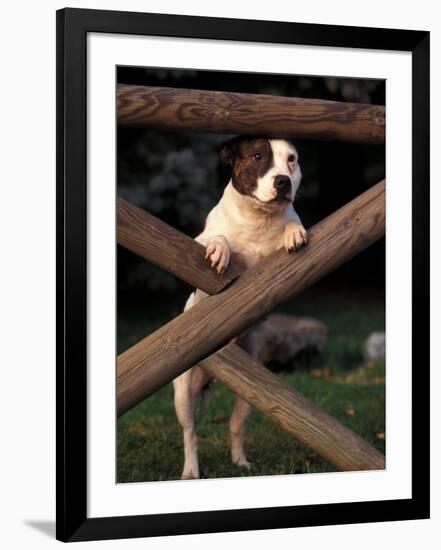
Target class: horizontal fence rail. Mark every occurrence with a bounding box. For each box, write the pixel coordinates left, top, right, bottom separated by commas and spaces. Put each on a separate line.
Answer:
117, 84, 385, 144
202, 343, 385, 471
117, 180, 385, 416
117, 197, 242, 294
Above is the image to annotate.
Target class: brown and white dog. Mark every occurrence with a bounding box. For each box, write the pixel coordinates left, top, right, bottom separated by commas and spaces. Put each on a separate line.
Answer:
173, 136, 307, 479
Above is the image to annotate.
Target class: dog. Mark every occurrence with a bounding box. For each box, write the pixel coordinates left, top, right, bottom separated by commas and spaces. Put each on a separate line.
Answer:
173, 136, 307, 480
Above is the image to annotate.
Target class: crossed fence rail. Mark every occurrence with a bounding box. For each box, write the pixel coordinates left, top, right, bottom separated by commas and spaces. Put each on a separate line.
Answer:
116, 84, 386, 472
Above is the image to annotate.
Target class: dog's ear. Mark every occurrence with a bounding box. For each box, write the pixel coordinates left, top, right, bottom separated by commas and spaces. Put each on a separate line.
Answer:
218, 137, 240, 166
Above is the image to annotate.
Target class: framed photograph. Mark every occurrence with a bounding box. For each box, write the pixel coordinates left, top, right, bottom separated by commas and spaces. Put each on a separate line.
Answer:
56, 7, 430, 542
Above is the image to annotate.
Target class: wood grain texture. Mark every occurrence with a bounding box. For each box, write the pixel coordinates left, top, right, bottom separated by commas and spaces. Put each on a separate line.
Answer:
117, 180, 385, 416
117, 197, 242, 294
202, 343, 384, 471
117, 84, 385, 144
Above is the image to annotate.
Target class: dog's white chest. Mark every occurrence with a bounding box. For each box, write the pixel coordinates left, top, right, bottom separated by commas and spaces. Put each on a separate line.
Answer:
196, 181, 301, 269
228, 227, 284, 267
202, 206, 287, 268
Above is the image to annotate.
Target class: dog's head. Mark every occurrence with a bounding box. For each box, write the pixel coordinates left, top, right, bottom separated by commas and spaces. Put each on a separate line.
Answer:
219, 136, 302, 206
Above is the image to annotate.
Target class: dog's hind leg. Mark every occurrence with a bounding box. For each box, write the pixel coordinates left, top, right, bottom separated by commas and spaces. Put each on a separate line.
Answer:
229, 331, 257, 469
230, 396, 252, 469
173, 290, 209, 480
173, 371, 200, 480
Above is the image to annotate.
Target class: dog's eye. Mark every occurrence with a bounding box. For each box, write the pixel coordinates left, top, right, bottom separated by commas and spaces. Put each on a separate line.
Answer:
252, 153, 262, 161
288, 154, 296, 163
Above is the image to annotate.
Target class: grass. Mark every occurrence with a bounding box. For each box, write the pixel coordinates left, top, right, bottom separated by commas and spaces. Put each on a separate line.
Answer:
117, 287, 385, 483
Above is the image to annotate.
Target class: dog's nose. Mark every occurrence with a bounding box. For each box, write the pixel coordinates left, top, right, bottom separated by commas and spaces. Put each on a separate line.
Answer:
274, 175, 291, 191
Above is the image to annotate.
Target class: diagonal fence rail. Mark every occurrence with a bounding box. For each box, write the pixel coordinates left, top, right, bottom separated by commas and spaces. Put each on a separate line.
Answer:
117, 197, 242, 294
118, 180, 385, 416
117, 183, 385, 471
202, 343, 385, 470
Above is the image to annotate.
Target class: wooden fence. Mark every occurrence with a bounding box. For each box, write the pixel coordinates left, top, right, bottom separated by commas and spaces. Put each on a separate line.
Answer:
117, 85, 385, 144
116, 83, 386, 471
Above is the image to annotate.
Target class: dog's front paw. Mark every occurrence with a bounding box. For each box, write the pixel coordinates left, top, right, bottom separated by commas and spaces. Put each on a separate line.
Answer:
284, 221, 308, 252
205, 236, 230, 274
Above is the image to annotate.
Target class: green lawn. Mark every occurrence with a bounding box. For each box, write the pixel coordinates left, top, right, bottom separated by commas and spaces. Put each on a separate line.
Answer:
117, 288, 385, 482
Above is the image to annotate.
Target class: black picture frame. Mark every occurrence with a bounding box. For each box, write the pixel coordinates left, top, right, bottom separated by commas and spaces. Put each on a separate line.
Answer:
56, 7, 430, 542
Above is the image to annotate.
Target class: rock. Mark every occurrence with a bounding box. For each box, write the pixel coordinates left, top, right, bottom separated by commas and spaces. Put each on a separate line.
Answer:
256, 314, 327, 368
363, 332, 385, 363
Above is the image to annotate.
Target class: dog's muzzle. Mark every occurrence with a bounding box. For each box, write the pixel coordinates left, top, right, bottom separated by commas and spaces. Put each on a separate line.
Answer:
274, 175, 291, 199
